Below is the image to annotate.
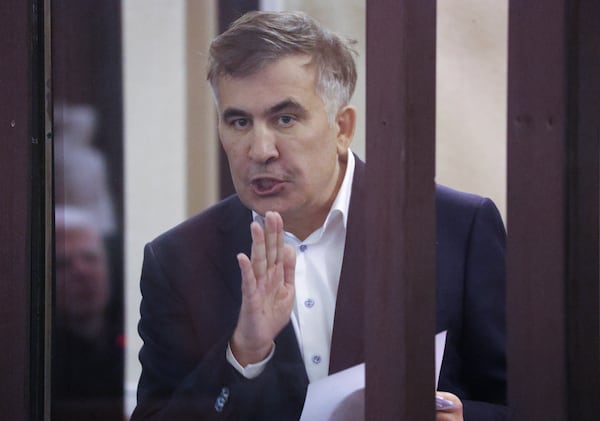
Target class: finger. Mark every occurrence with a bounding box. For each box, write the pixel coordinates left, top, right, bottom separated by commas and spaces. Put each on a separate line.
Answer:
272, 257, 285, 295
249, 221, 267, 283
283, 244, 296, 289
237, 253, 256, 294
275, 212, 285, 266
435, 392, 462, 418
264, 211, 279, 268
436, 411, 462, 421
436, 413, 457, 421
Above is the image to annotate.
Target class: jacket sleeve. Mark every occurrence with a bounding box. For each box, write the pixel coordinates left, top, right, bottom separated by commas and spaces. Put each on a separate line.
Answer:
131, 243, 307, 420
436, 190, 508, 420
460, 198, 508, 420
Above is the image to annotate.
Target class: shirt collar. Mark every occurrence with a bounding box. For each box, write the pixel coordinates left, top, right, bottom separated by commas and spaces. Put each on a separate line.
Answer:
326, 149, 354, 229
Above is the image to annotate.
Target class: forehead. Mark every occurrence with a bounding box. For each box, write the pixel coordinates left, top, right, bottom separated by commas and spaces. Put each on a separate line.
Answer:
216, 55, 320, 112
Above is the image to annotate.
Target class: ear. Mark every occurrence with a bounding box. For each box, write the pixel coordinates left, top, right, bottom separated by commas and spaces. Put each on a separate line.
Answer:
335, 105, 356, 156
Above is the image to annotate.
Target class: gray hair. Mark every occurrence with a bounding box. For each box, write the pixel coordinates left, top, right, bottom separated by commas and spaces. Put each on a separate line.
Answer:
207, 11, 358, 123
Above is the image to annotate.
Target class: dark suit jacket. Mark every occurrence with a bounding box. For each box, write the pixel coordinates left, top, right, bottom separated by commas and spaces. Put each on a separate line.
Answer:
132, 159, 507, 420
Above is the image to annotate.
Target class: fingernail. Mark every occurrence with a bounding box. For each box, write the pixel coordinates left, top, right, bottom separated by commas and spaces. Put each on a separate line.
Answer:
435, 395, 460, 411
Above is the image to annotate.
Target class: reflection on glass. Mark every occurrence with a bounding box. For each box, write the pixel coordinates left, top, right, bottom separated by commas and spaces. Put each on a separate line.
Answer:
53, 206, 123, 420
54, 104, 116, 236
51, 0, 125, 417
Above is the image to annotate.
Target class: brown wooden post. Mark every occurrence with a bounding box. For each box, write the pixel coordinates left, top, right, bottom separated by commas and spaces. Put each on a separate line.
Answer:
365, 1, 437, 419
507, 0, 600, 419
0, 0, 48, 418
0, 1, 33, 416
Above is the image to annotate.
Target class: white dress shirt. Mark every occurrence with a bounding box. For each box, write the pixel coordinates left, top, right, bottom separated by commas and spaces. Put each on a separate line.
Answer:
227, 152, 356, 383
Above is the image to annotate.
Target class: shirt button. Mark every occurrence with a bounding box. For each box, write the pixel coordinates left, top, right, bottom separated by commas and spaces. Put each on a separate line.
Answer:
299, 244, 308, 252
312, 355, 322, 364
304, 298, 315, 308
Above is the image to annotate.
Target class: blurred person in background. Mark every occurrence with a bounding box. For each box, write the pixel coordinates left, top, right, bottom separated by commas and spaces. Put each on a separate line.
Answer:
53, 205, 123, 420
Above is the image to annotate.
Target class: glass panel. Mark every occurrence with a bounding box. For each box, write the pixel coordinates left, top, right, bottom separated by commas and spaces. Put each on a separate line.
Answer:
51, 1, 124, 419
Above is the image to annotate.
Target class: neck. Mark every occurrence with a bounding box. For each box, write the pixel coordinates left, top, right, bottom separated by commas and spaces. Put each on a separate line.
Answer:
285, 208, 330, 241
285, 159, 348, 241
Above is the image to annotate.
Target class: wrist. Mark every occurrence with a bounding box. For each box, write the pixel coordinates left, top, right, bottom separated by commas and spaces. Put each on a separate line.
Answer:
230, 331, 274, 367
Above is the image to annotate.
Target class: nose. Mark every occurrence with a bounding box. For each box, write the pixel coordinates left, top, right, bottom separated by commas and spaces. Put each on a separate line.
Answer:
248, 124, 279, 164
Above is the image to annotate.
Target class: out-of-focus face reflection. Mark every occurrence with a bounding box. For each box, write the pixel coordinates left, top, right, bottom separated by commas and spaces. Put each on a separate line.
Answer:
55, 224, 109, 328
53, 207, 123, 416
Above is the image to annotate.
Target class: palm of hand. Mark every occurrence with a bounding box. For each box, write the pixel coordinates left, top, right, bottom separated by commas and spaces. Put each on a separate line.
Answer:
231, 211, 296, 365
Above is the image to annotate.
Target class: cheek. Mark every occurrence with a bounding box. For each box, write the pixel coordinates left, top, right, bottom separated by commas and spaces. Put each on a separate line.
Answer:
306, 137, 339, 167
221, 139, 245, 163
225, 154, 246, 180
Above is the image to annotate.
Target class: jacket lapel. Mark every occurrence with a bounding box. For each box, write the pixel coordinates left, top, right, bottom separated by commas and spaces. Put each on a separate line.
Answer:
214, 196, 253, 305
329, 157, 367, 374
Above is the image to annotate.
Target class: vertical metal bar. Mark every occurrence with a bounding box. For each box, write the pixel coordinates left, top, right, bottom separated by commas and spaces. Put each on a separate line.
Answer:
365, 1, 437, 419
507, 0, 600, 419
564, 0, 600, 418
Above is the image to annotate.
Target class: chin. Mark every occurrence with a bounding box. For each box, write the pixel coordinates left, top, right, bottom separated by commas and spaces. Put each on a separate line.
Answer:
245, 196, 286, 216
253, 204, 283, 217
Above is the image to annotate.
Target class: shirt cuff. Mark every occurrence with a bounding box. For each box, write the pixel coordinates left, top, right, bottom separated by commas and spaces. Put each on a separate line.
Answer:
226, 341, 276, 379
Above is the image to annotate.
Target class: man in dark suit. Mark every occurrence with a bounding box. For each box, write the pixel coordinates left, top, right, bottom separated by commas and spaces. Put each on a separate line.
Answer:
132, 11, 506, 421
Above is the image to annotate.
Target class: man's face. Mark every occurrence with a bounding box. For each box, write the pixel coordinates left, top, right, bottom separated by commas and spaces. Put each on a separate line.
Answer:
55, 225, 109, 324
217, 54, 354, 238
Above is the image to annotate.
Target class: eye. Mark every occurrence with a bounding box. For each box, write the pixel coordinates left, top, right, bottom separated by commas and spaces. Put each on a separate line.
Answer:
276, 115, 295, 127
229, 118, 251, 130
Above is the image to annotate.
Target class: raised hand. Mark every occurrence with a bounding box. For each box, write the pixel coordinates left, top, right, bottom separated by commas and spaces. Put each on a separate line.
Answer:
230, 211, 296, 366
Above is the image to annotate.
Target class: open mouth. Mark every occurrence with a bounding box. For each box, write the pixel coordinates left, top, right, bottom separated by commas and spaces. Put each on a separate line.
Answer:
251, 177, 284, 195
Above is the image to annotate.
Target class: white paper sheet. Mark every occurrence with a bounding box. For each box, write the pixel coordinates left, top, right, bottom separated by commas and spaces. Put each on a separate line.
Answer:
299, 330, 448, 421
435, 330, 447, 388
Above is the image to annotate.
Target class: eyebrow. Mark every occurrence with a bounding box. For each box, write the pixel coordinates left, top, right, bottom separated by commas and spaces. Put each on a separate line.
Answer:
221, 99, 307, 122
222, 108, 250, 121
266, 99, 307, 117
